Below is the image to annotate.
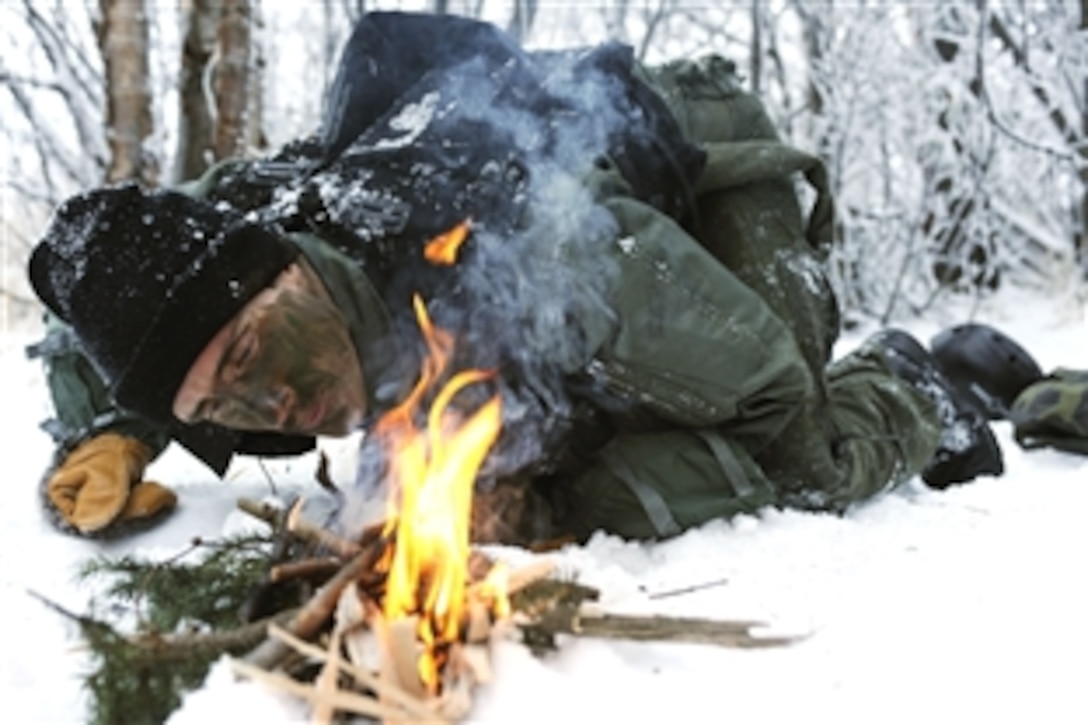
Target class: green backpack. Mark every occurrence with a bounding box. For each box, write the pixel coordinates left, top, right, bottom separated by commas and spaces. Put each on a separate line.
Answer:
1010, 369, 1088, 455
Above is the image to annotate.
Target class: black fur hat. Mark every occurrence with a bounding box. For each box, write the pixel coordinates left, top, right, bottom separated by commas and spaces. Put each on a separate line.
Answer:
29, 184, 298, 424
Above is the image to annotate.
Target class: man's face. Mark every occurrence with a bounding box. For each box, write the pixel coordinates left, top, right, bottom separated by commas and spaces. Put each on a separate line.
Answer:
172, 260, 367, 436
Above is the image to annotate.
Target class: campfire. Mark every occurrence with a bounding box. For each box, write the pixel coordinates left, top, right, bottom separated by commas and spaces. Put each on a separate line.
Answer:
366, 291, 513, 714
228, 223, 798, 722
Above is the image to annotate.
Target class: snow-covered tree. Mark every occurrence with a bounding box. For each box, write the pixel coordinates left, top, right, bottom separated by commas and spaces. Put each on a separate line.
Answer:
3, 0, 1086, 330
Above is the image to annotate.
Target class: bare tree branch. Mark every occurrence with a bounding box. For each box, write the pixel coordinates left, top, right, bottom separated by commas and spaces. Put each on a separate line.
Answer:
634, 0, 670, 63
23, 0, 104, 106
2, 83, 81, 198
22, 0, 109, 171
0, 73, 64, 93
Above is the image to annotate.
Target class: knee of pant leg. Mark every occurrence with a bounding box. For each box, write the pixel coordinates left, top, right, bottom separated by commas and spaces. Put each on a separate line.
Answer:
556, 430, 776, 541
560, 464, 662, 541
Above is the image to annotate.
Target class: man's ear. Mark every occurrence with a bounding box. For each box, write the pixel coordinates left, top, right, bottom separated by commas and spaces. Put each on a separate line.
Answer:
275, 261, 308, 291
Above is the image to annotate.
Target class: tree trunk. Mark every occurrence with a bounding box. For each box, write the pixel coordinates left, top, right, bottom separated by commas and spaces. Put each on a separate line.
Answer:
1079, 0, 1088, 275
246, 2, 266, 154
213, 0, 254, 161
175, 0, 221, 182
97, 0, 154, 185
505, 0, 539, 45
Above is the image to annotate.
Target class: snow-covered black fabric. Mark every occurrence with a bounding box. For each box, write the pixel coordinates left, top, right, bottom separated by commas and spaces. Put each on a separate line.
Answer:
317, 12, 704, 221
28, 184, 299, 425
319, 11, 527, 164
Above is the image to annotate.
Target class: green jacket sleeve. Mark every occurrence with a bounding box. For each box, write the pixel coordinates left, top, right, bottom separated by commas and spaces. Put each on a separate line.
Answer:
31, 313, 171, 456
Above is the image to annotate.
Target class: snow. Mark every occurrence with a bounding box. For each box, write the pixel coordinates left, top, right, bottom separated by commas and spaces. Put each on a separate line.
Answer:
4, 292, 1088, 724
374, 91, 441, 150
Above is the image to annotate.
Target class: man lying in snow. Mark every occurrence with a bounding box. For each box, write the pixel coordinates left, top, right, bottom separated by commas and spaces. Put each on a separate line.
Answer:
27, 11, 1006, 543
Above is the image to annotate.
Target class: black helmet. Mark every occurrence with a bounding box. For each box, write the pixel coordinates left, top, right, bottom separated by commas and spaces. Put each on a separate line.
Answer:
930, 323, 1044, 420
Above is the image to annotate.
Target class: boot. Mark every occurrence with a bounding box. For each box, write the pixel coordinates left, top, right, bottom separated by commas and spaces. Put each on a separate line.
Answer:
869, 328, 1004, 489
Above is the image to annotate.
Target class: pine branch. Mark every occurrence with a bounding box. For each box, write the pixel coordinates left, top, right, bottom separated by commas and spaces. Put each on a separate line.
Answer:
29, 587, 299, 664
27, 588, 112, 635
124, 609, 300, 665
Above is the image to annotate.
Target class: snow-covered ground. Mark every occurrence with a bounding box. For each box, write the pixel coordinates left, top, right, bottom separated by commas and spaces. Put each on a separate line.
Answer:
4, 290, 1088, 724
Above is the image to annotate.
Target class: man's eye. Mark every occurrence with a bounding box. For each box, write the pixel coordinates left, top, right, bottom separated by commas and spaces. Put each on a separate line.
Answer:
236, 337, 256, 368
228, 334, 258, 375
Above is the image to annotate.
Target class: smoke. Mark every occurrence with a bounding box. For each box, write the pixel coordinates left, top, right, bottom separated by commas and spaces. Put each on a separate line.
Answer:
432, 53, 641, 477
335, 46, 651, 527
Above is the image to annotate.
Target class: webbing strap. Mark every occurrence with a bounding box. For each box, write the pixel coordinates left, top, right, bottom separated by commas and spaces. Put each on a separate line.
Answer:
695, 429, 755, 498
600, 446, 682, 538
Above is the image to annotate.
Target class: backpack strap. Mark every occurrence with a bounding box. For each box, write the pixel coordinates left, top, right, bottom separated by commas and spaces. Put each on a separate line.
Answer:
696, 140, 836, 252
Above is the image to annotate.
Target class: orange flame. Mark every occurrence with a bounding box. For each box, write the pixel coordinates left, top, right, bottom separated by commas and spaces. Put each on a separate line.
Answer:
375, 294, 503, 692
423, 219, 472, 266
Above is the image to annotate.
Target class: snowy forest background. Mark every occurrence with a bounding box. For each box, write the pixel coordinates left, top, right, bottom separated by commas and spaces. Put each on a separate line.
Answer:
3, 4, 1088, 722
2, 0, 1087, 332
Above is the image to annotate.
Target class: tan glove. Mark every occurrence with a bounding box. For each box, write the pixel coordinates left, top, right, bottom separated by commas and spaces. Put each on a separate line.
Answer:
45, 433, 177, 534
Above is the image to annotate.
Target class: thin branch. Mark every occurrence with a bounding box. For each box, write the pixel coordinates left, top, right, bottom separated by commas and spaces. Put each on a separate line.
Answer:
243, 535, 388, 670
236, 496, 368, 559
635, 0, 670, 64
266, 624, 437, 719
0, 73, 65, 93
230, 659, 420, 722
3, 84, 64, 197
21, 0, 109, 169
2, 174, 62, 206
646, 577, 730, 601
23, 0, 104, 102
532, 604, 803, 649
979, 1, 1083, 160
28, 588, 298, 665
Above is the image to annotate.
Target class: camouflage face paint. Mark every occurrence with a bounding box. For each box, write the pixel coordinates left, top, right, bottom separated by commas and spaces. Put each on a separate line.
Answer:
184, 260, 367, 436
